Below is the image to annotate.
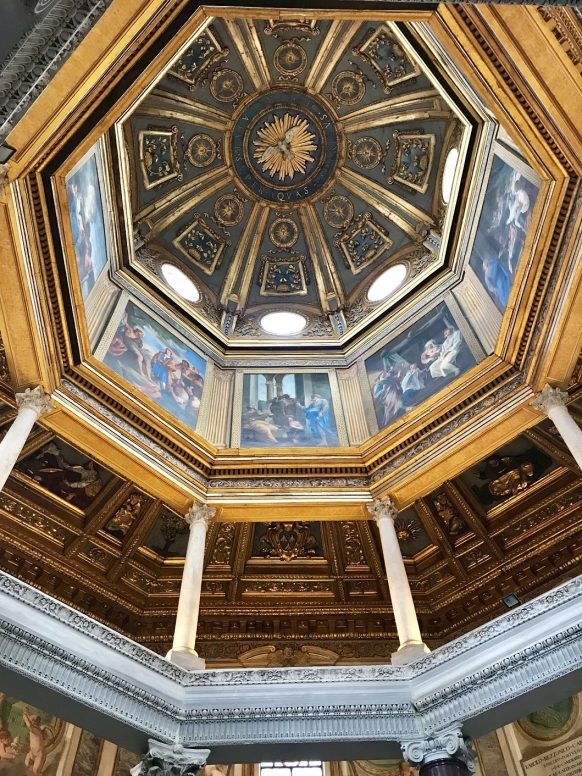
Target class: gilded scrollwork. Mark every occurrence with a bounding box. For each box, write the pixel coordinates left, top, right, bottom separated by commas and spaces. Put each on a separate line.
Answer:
334, 212, 393, 274
353, 26, 420, 93
388, 131, 436, 194
139, 127, 182, 190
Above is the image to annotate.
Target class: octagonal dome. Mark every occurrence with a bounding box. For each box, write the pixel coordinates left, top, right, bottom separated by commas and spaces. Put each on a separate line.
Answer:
114, 17, 474, 347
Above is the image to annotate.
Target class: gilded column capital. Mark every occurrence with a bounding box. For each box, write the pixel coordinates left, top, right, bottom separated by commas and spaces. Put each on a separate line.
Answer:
401, 726, 476, 772
15, 386, 54, 418
130, 741, 210, 776
367, 495, 398, 523
184, 502, 216, 528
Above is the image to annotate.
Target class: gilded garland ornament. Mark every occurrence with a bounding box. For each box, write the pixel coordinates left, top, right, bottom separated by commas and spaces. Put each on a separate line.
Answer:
351, 137, 383, 170
323, 195, 354, 229
274, 43, 308, 77
210, 69, 244, 102
332, 71, 365, 105
186, 134, 217, 168
214, 194, 244, 226
269, 217, 299, 248
253, 113, 317, 182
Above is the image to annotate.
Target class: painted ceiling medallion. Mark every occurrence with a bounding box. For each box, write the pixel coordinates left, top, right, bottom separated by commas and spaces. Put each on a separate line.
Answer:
229, 89, 340, 205
186, 134, 217, 168
269, 217, 299, 248
214, 194, 244, 226
351, 137, 383, 169
210, 68, 244, 102
332, 71, 365, 105
323, 195, 354, 229
254, 113, 317, 181
274, 43, 308, 76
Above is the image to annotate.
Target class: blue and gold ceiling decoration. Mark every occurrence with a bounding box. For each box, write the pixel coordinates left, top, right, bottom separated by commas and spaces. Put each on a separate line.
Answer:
119, 18, 471, 344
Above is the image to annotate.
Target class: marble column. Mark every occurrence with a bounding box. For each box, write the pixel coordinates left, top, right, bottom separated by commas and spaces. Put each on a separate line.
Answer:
166, 502, 216, 671
0, 386, 53, 492
401, 726, 476, 776
532, 384, 582, 469
130, 740, 210, 776
368, 496, 430, 664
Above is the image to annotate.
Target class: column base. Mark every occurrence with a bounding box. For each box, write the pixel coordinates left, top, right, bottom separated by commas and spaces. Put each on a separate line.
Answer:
166, 649, 206, 671
391, 643, 431, 665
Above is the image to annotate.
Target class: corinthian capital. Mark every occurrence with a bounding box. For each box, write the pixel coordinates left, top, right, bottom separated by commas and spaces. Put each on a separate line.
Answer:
130, 741, 210, 776
185, 502, 216, 528
367, 495, 398, 523
401, 726, 476, 772
15, 386, 54, 418
531, 384, 569, 415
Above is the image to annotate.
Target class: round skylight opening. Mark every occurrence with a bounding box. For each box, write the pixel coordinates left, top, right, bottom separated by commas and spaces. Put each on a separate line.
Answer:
367, 264, 407, 303
260, 311, 307, 335
161, 263, 200, 303
442, 147, 459, 205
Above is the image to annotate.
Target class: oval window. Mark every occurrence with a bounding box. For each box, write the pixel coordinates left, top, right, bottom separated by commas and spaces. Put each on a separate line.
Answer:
161, 263, 200, 303
367, 264, 407, 303
260, 311, 307, 335
442, 147, 459, 205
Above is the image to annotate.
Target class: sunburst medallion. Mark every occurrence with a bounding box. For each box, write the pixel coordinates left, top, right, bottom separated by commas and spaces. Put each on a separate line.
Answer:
253, 113, 317, 182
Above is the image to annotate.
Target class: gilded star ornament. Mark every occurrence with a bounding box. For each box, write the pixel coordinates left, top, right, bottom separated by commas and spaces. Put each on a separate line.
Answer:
186, 134, 216, 168
253, 113, 317, 182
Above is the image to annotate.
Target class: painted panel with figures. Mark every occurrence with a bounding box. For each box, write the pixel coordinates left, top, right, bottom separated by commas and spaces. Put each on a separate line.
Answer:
365, 301, 477, 432
98, 299, 206, 431
468, 152, 540, 313
65, 148, 109, 300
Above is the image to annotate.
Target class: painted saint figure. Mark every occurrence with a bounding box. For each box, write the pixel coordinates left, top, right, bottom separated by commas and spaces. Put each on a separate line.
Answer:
304, 393, 337, 445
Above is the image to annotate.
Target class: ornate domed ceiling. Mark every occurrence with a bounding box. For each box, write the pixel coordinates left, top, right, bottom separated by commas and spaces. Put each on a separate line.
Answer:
116, 17, 473, 347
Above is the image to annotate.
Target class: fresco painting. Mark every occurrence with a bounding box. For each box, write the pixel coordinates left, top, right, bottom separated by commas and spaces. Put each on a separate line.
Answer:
366, 302, 476, 432
17, 439, 112, 511
101, 300, 206, 431
469, 154, 539, 312
66, 153, 109, 299
0, 692, 65, 776
241, 372, 338, 447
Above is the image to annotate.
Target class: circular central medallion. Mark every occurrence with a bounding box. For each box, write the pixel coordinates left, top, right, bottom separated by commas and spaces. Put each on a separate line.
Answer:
229, 89, 341, 207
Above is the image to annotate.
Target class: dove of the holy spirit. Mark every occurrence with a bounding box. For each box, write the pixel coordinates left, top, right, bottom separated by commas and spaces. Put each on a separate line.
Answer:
253, 113, 317, 182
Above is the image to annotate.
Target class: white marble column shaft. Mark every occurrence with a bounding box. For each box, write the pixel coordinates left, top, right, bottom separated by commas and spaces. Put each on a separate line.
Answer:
167, 503, 215, 671
0, 386, 53, 492
532, 384, 582, 470
368, 496, 430, 665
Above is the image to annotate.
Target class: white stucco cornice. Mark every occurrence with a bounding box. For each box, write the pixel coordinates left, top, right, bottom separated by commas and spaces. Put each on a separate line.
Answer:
1, 570, 582, 759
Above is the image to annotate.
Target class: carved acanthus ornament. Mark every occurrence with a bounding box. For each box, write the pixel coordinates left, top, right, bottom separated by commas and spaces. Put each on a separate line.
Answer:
130, 741, 210, 776
15, 386, 54, 418
367, 496, 398, 523
531, 384, 569, 415
185, 502, 216, 528
401, 726, 477, 772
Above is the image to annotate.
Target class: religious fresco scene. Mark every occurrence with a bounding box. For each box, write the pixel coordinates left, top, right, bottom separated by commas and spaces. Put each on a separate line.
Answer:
468, 153, 540, 312
16, 438, 113, 511
99, 300, 206, 431
366, 302, 477, 432
66, 151, 109, 300
240, 373, 338, 447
